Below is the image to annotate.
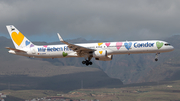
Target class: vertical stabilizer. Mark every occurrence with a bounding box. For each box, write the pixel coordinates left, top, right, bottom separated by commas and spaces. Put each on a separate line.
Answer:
6, 25, 34, 49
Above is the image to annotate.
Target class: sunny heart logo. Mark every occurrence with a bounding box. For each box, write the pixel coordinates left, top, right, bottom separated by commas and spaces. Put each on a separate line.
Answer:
25, 40, 30, 46
99, 51, 103, 54
116, 42, 122, 50
105, 43, 110, 47
124, 42, 132, 50
98, 43, 103, 46
156, 41, 163, 49
43, 45, 48, 48
11, 32, 24, 46
62, 52, 68, 57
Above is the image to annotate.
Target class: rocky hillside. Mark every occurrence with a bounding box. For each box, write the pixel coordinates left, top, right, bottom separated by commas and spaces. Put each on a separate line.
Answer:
1, 35, 180, 85
0, 36, 123, 92
36, 35, 180, 84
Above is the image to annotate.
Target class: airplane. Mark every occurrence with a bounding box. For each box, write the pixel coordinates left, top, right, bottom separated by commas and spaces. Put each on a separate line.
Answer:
6, 25, 174, 66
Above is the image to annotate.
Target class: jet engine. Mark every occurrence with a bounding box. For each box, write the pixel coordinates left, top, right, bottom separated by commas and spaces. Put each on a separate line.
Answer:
93, 50, 113, 61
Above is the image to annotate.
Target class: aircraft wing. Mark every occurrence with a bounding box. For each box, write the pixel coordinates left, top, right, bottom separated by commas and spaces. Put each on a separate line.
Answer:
57, 33, 95, 55
5, 47, 27, 53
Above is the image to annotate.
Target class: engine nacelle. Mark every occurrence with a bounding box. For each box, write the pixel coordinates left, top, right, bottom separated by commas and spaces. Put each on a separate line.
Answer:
93, 50, 113, 61
95, 55, 113, 61
93, 50, 107, 57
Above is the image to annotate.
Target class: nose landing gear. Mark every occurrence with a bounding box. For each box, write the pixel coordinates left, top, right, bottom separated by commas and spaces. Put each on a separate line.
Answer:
155, 53, 160, 61
155, 58, 158, 61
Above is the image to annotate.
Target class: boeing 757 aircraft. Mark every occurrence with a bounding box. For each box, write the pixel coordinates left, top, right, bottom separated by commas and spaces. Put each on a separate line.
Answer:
6, 25, 174, 66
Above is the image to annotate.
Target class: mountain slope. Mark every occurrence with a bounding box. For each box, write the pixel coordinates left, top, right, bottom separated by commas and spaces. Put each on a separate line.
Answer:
0, 36, 123, 92
1, 35, 180, 85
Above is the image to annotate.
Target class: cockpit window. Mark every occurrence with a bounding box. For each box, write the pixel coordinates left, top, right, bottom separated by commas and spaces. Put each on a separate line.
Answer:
164, 43, 171, 46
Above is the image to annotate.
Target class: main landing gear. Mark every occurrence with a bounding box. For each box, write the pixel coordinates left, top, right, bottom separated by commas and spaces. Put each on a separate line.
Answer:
82, 57, 93, 66
82, 60, 93, 66
155, 53, 160, 61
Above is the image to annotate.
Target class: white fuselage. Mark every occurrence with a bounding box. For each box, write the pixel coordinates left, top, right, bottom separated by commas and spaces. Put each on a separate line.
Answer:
6, 25, 174, 65
9, 40, 174, 59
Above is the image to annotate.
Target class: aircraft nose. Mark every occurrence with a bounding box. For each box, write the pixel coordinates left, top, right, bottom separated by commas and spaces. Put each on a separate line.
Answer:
171, 46, 174, 51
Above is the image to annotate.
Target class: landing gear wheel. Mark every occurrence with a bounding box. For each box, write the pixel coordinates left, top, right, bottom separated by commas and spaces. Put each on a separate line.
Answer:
155, 58, 158, 61
86, 62, 89, 66
89, 62, 92, 65
82, 61, 86, 64
155, 53, 160, 62
82, 57, 93, 66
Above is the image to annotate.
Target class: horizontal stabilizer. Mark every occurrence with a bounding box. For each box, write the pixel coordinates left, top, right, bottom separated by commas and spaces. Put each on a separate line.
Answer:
5, 47, 27, 53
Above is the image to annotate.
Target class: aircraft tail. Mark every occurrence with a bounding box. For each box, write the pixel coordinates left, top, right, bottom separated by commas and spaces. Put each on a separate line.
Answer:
6, 25, 34, 49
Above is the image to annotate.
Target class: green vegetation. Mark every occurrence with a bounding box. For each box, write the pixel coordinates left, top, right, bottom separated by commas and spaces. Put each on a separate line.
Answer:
56, 80, 180, 101
1, 80, 180, 101
2, 90, 62, 100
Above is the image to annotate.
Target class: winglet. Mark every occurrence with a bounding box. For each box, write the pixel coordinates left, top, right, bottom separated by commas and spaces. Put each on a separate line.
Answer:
57, 33, 64, 42
56, 33, 95, 52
